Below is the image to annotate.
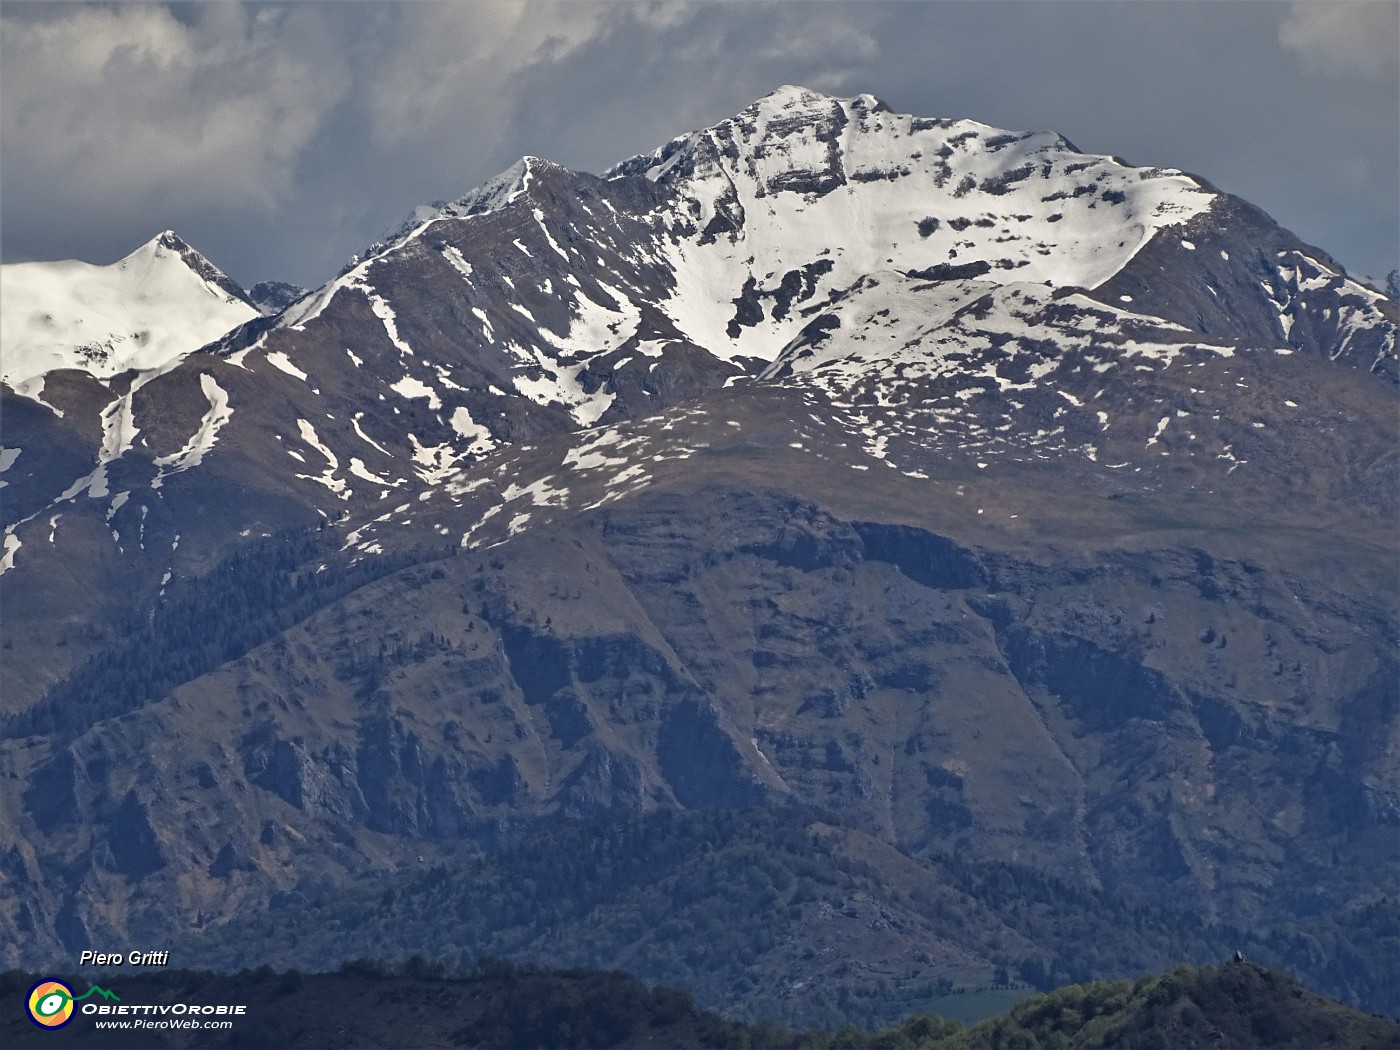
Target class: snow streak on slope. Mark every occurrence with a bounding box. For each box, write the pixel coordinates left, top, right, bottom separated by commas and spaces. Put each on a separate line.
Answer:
1, 232, 257, 387
152, 375, 234, 487
51, 375, 152, 503
294, 419, 350, 500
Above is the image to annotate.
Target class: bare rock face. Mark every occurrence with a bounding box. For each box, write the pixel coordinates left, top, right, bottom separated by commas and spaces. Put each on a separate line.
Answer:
0, 87, 1395, 1020
247, 280, 307, 316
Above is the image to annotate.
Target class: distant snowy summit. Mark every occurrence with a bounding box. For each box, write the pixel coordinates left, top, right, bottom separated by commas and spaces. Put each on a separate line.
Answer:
0, 231, 259, 389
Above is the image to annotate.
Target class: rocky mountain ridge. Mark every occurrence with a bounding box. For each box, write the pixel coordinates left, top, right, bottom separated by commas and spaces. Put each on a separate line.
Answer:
3, 88, 1392, 580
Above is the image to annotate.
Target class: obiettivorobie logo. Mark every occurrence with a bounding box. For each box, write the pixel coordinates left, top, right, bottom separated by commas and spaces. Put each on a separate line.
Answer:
25, 978, 247, 1032
26, 980, 120, 1029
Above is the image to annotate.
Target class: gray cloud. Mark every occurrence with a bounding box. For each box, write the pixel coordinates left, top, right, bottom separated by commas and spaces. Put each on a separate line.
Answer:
1280, 0, 1398, 80
2, 2, 1395, 290
2, 4, 350, 212
364, 3, 610, 151
496, 4, 885, 177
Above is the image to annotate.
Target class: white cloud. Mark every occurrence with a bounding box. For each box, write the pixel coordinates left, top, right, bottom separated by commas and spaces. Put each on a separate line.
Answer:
1, 3, 350, 215
1280, 1, 1399, 81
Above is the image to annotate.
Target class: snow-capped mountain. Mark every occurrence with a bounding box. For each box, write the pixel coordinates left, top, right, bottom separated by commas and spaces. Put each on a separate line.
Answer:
172, 83, 1391, 558
0, 88, 1396, 1004
0, 230, 257, 391
5, 87, 1394, 528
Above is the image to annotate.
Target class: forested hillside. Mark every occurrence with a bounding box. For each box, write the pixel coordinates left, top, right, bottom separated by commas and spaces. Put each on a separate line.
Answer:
177, 807, 1400, 1029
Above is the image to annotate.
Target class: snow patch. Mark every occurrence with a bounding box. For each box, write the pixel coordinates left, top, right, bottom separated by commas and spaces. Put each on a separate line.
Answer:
389, 375, 442, 410
351, 413, 393, 457
265, 351, 308, 381
0, 531, 19, 575
449, 406, 495, 453
441, 245, 474, 279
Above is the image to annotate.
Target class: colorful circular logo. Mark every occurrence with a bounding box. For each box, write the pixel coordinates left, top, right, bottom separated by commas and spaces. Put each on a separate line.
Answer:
27, 980, 76, 1029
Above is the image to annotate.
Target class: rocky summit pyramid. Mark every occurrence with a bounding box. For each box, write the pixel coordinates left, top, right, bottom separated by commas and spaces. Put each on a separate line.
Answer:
0, 87, 1396, 1022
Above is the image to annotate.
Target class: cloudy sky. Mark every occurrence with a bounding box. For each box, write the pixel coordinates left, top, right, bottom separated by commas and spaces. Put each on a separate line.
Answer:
2, 1, 1396, 290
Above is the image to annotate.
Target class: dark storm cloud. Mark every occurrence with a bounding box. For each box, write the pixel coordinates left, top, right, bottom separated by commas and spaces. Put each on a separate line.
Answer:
2, 1, 1395, 291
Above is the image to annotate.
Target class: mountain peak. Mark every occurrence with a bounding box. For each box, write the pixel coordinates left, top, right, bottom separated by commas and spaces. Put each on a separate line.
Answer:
751, 83, 831, 109
366, 154, 581, 266
135, 230, 253, 310
418, 157, 538, 225
116, 229, 186, 267
749, 83, 890, 116
248, 280, 308, 316
124, 229, 204, 267
738, 83, 852, 129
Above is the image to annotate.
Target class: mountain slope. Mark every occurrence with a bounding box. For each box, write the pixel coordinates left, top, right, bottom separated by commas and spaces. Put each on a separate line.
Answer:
0, 86, 1395, 1023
